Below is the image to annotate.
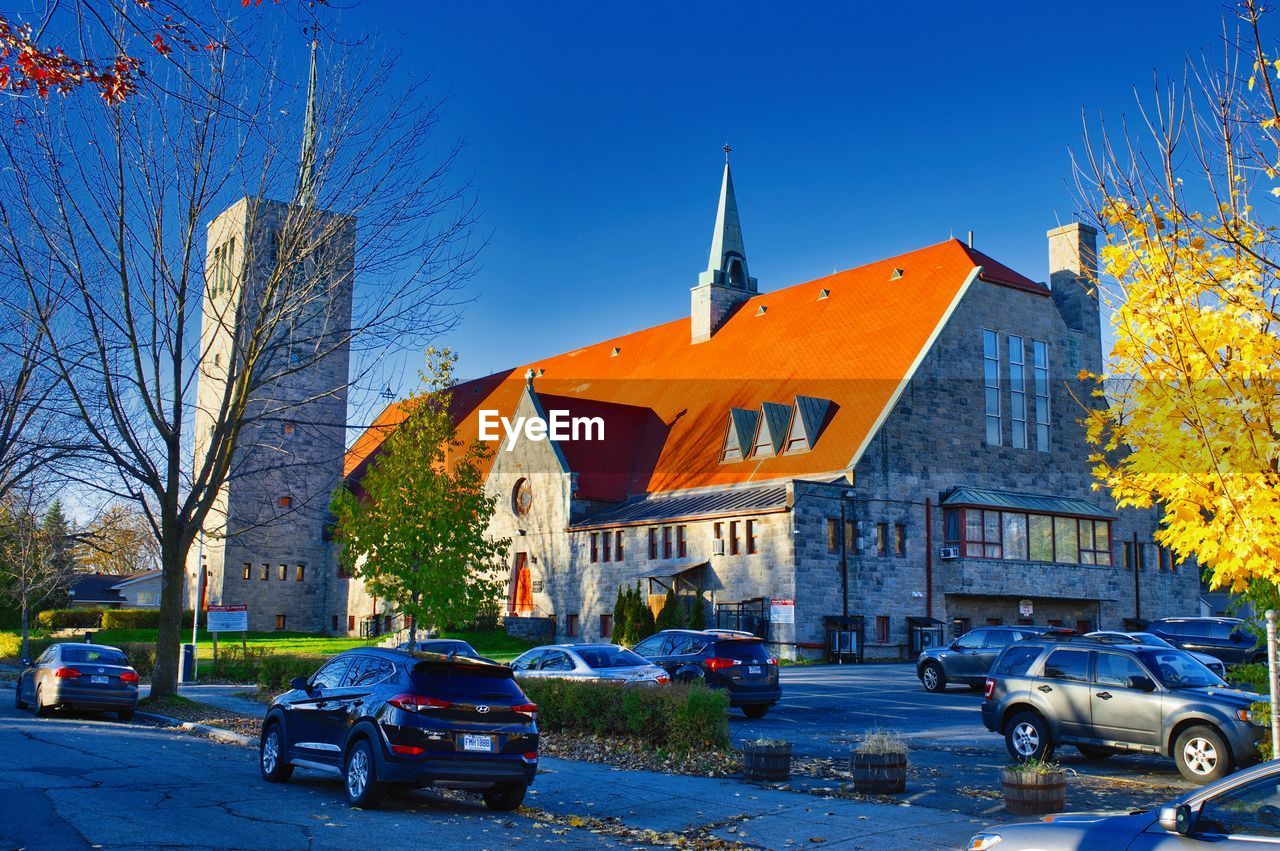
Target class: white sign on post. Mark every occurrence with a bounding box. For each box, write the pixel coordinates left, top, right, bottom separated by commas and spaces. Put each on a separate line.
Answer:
1019, 599, 1034, 618
770, 599, 795, 624
206, 604, 248, 633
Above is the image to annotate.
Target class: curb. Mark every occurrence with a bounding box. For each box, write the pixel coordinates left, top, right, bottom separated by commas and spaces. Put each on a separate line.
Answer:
135, 710, 255, 747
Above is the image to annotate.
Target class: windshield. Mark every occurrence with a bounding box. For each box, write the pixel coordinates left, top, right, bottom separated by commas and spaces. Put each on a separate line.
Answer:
1138, 648, 1226, 688
576, 647, 649, 669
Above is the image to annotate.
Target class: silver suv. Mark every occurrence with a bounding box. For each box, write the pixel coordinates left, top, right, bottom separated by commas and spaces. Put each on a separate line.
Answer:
981, 637, 1264, 782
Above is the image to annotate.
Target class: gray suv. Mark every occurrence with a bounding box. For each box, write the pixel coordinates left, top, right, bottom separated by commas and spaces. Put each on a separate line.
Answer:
916, 625, 1059, 692
981, 637, 1264, 782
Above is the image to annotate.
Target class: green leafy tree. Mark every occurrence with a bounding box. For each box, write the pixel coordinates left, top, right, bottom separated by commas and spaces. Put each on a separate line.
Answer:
689, 590, 707, 630
612, 585, 629, 646
330, 350, 509, 643
629, 581, 656, 641
655, 588, 680, 632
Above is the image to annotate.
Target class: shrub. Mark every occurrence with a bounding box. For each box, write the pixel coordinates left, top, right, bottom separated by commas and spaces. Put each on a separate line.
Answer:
208, 645, 274, 683
36, 608, 108, 630
114, 642, 157, 679
101, 609, 195, 630
0, 633, 56, 661
855, 729, 908, 756
1229, 662, 1269, 694
256, 653, 325, 693
518, 678, 729, 751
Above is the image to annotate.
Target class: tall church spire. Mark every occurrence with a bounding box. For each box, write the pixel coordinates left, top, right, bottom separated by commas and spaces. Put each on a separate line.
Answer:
294, 37, 319, 209
698, 144, 757, 292
691, 146, 758, 343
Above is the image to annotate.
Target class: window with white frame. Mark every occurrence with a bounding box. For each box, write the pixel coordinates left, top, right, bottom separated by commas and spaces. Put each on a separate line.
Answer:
1008, 335, 1027, 449
983, 330, 1001, 446
1033, 339, 1050, 451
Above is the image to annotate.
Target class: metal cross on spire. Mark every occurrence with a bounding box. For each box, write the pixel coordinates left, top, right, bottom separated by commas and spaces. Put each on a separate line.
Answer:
724, 143, 732, 163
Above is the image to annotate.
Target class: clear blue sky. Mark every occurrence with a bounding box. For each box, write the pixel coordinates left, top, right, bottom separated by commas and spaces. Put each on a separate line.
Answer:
336, 0, 1229, 425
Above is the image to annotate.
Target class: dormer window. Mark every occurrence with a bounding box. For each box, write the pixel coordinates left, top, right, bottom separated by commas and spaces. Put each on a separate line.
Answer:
721, 417, 744, 462
783, 395, 832, 455
719, 408, 759, 464
784, 409, 808, 453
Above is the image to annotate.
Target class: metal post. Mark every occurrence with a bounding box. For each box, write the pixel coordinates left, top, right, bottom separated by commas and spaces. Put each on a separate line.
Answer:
1267, 610, 1279, 758
189, 532, 204, 684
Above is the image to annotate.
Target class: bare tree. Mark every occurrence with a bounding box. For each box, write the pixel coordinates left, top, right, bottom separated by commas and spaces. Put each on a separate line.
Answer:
0, 9, 477, 698
0, 487, 76, 662
74, 503, 161, 576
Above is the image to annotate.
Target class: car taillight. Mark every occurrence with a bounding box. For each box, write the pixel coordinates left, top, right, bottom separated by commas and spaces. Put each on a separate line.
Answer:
655, 675, 671, 685
390, 744, 424, 755
388, 694, 450, 712
513, 703, 538, 717
522, 751, 538, 762
119, 670, 139, 684
768, 658, 778, 667
54, 668, 80, 678
983, 678, 995, 700
705, 657, 734, 671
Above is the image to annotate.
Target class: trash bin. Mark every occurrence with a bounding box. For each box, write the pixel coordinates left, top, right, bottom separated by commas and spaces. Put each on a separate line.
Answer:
180, 643, 197, 683
83, 631, 96, 644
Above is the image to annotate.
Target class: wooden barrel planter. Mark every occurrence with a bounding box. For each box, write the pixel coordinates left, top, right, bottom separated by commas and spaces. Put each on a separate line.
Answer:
1001, 766, 1066, 815
742, 741, 792, 781
850, 751, 907, 794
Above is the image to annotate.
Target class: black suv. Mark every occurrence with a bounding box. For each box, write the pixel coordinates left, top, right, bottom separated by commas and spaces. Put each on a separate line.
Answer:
259, 648, 538, 810
632, 629, 781, 718
916, 625, 1067, 692
981, 636, 1262, 782
1149, 617, 1265, 666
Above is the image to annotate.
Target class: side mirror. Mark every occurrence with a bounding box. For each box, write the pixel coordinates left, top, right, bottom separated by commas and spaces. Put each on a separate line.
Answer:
1174, 803, 1193, 835
289, 676, 311, 691
1157, 805, 1179, 833
1127, 675, 1157, 692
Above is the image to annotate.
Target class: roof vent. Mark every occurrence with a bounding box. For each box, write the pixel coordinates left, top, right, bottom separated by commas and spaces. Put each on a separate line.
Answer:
537, 368, 545, 377
610, 346, 621, 357
890, 268, 905, 281
755, 305, 767, 316
817, 288, 830, 300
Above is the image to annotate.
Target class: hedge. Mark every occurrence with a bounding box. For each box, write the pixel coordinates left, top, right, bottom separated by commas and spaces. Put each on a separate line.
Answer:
517, 678, 729, 751
207, 646, 324, 692
0, 633, 55, 661
36, 608, 109, 630
101, 609, 195, 630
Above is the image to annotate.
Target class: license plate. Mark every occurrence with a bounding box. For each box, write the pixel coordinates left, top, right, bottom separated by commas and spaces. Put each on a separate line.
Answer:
461, 734, 494, 752
748, 666, 762, 675
91, 676, 108, 684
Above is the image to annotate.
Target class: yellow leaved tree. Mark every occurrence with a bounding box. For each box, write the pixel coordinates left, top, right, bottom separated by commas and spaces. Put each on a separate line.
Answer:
1080, 0, 1280, 595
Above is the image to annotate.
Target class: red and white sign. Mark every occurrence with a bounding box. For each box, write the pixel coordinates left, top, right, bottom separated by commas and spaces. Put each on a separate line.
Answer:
770, 599, 795, 625
207, 604, 248, 632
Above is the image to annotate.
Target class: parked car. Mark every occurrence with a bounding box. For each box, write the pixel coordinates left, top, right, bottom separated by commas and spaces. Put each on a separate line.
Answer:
509, 644, 670, 686
1149, 616, 1265, 666
968, 758, 1280, 850
981, 636, 1263, 782
259, 647, 538, 810
916, 625, 1068, 693
397, 639, 486, 661
631, 629, 780, 718
1087, 630, 1228, 679
14, 643, 139, 720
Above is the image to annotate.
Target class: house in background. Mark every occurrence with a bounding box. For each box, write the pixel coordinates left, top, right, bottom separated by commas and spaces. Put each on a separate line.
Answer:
68, 570, 163, 608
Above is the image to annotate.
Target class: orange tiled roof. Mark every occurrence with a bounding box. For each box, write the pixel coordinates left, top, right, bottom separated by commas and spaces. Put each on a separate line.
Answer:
344, 239, 1044, 498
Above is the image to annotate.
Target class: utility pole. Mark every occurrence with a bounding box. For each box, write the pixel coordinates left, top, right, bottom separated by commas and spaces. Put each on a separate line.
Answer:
1267, 610, 1279, 758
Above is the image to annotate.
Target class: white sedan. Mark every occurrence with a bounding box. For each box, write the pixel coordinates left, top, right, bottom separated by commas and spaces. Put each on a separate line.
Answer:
510, 644, 670, 686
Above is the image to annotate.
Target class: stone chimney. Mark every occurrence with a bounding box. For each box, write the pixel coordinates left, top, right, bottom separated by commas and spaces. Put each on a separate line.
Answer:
1047, 222, 1102, 379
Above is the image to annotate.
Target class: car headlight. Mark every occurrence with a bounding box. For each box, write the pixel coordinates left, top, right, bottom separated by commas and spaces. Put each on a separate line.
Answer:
968, 833, 1001, 850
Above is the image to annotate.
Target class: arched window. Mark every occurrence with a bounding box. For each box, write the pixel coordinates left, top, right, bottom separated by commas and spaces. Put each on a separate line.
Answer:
727, 258, 745, 287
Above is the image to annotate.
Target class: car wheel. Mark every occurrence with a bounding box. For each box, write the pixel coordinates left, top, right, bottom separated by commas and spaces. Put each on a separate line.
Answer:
1175, 725, 1231, 783
343, 739, 382, 808
1004, 711, 1054, 762
920, 662, 946, 693
260, 722, 294, 783
483, 783, 527, 812
34, 685, 50, 718
742, 704, 769, 720
13, 681, 25, 710
1077, 745, 1114, 760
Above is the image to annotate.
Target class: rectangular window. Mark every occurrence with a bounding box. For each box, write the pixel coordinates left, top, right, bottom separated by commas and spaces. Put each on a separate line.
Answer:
676, 525, 687, 558
648, 528, 658, 560
827, 519, 839, 554
590, 533, 599, 563
1028, 515, 1054, 562
243, 563, 251, 580
1075, 620, 1092, 635
566, 614, 579, 638
347, 615, 355, 632
331, 615, 339, 632
1033, 340, 1050, 451
1008, 335, 1027, 449
729, 521, 740, 555
1079, 520, 1111, 566
1158, 545, 1174, 574
663, 526, 673, 559
894, 523, 906, 557
713, 523, 723, 546
1053, 516, 1078, 563
615, 530, 624, 562
260, 563, 269, 581
279, 495, 292, 508
746, 519, 758, 554
295, 564, 305, 582
1001, 513, 1028, 560
602, 531, 611, 563
943, 509, 961, 544
283, 422, 296, 436
964, 509, 1001, 558
275, 614, 286, 631
278, 563, 287, 581
987, 617, 1004, 626
983, 329, 1001, 446
876, 522, 888, 556
1122, 540, 1134, 571
600, 614, 613, 639
846, 520, 858, 554
875, 616, 890, 644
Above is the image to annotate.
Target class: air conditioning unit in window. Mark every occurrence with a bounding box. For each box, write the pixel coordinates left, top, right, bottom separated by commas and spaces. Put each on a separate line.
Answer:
712, 540, 726, 556
938, 546, 960, 560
